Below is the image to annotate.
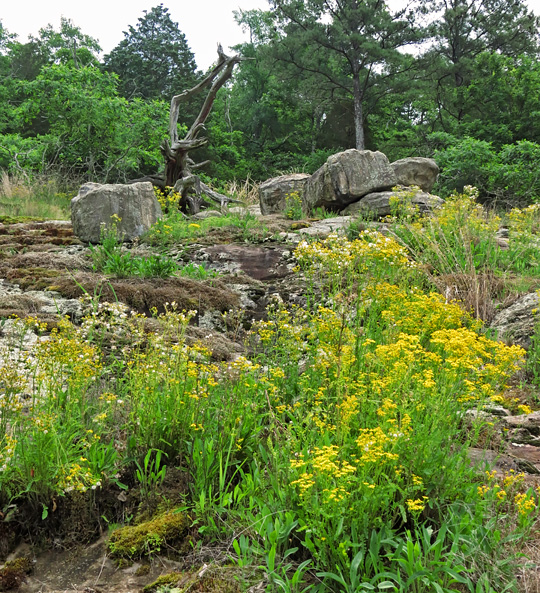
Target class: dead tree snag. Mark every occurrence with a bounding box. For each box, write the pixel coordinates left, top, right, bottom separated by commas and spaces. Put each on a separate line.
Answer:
160, 45, 243, 214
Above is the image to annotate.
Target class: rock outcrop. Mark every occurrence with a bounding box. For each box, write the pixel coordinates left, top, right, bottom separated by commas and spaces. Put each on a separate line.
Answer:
303, 150, 397, 214
391, 157, 439, 192
71, 182, 162, 243
259, 173, 310, 215
341, 186, 444, 218
490, 292, 539, 350
258, 150, 443, 219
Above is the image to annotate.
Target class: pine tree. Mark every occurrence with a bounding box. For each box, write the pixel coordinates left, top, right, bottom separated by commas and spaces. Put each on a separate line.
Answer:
104, 4, 198, 100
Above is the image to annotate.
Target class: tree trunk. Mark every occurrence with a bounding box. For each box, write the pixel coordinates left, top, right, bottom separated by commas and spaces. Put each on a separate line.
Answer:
353, 74, 365, 150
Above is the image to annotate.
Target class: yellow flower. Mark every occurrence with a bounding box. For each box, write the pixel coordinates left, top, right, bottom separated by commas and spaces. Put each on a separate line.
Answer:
406, 497, 428, 512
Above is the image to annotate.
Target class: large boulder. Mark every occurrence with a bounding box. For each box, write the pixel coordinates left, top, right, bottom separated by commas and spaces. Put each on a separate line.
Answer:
259, 173, 310, 215
71, 182, 162, 243
490, 292, 539, 350
303, 150, 396, 214
341, 186, 444, 218
391, 157, 439, 192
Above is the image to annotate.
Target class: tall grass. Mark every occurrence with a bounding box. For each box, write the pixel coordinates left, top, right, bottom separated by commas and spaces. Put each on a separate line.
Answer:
390, 186, 540, 321
0, 173, 73, 220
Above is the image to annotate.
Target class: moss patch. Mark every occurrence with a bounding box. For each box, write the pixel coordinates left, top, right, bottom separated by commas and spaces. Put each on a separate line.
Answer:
142, 569, 242, 593
3, 268, 64, 291
108, 510, 190, 560
0, 216, 45, 225
52, 276, 240, 317
142, 571, 183, 592
0, 557, 33, 591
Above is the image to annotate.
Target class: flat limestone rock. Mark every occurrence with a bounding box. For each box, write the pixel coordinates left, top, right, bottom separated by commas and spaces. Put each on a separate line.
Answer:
296, 216, 353, 238
259, 173, 310, 215
342, 186, 443, 218
490, 292, 539, 349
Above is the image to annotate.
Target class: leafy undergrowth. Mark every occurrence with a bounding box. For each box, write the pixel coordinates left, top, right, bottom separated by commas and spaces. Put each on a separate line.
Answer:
3, 191, 540, 591
146, 209, 290, 246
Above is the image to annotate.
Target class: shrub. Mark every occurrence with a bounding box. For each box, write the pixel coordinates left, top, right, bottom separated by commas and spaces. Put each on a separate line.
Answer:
434, 136, 540, 205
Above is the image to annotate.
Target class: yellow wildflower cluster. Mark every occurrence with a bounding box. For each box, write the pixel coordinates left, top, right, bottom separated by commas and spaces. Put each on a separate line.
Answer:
31, 412, 57, 433
356, 427, 400, 465
154, 187, 181, 212
0, 366, 26, 413
406, 496, 428, 513
0, 435, 16, 472
295, 231, 414, 277
507, 203, 540, 238
479, 470, 537, 518
32, 318, 102, 392
388, 188, 424, 221
515, 492, 537, 516
426, 186, 500, 238
57, 460, 101, 493
374, 284, 469, 338
24, 316, 48, 334
290, 445, 356, 503
431, 328, 524, 384
489, 394, 533, 415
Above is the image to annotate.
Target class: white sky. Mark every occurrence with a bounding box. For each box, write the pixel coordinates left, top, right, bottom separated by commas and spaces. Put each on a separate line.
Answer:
1, 0, 540, 70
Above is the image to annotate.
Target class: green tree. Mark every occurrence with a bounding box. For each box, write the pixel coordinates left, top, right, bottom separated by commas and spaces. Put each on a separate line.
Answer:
8, 41, 49, 81
104, 4, 198, 100
20, 65, 167, 180
266, 0, 423, 150
0, 22, 19, 135
425, 0, 540, 126
455, 53, 540, 146
0, 20, 15, 53
34, 17, 101, 68
227, 25, 327, 178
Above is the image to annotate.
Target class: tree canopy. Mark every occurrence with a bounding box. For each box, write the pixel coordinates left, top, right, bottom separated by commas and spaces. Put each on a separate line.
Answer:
1, 0, 540, 204
103, 4, 199, 100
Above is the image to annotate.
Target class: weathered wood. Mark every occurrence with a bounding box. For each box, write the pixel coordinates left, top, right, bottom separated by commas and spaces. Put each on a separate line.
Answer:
172, 176, 242, 215
173, 175, 203, 214
127, 174, 166, 189
159, 45, 244, 213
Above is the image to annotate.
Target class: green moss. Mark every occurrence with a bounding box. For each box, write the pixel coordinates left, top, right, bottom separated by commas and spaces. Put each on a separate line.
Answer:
196, 573, 242, 593
108, 510, 190, 560
142, 571, 183, 592
0, 557, 33, 591
142, 570, 242, 593
135, 564, 151, 576
290, 221, 311, 230
8, 268, 64, 291
0, 215, 45, 225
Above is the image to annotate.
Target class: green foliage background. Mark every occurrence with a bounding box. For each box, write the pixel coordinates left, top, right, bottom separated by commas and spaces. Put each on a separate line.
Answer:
1, 1, 540, 202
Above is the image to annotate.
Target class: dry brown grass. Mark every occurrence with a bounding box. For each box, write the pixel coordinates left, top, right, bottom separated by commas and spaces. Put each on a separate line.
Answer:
432, 271, 507, 323
224, 177, 259, 205
516, 537, 540, 592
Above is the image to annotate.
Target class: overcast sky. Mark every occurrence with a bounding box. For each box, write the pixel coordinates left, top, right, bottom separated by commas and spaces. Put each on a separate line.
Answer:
2, 0, 540, 70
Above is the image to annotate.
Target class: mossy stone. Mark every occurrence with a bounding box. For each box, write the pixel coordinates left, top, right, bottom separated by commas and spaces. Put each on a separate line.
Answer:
108, 510, 190, 560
